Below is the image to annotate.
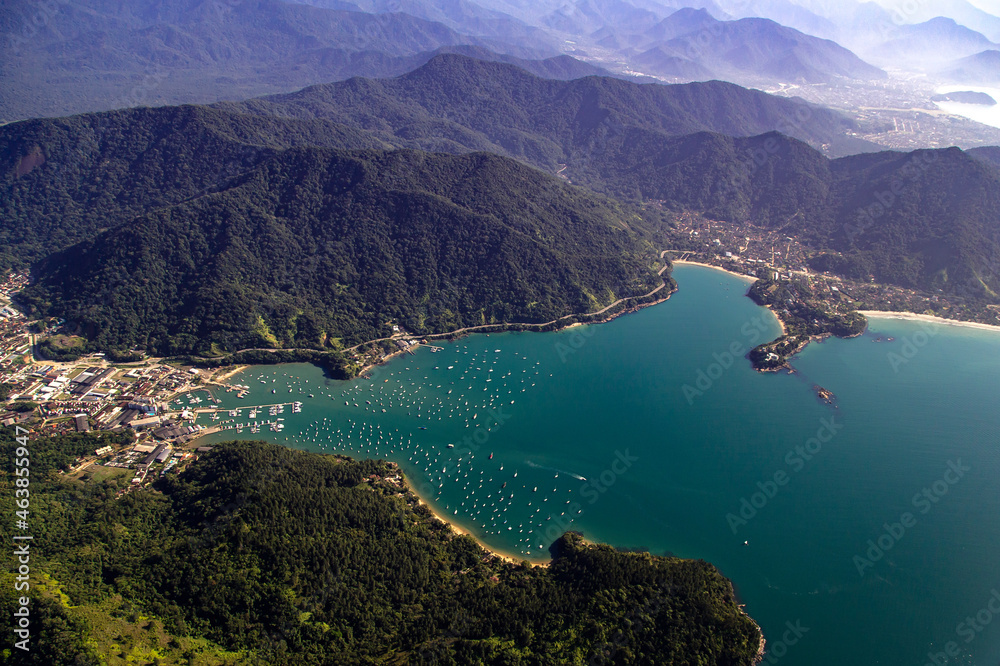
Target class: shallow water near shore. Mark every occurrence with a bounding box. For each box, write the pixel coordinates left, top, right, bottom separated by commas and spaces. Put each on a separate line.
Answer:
192, 265, 1000, 665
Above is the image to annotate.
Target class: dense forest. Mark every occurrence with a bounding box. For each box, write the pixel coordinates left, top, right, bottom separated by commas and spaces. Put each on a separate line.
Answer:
0, 55, 850, 271
3, 54, 999, 358
216, 56, 1000, 299
0, 432, 762, 665
220, 53, 867, 159
17, 147, 664, 356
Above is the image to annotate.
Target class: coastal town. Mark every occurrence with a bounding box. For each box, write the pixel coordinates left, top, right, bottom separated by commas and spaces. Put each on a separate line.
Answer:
4, 212, 1000, 485
663, 211, 1000, 330
1, 268, 466, 492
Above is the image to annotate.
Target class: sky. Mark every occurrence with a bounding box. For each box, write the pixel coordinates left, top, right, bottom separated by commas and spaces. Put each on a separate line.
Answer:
870, 0, 1000, 17
964, 0, 999, 13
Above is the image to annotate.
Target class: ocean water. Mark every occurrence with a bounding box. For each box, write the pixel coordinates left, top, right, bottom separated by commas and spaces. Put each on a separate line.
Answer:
933, 85, 1000, 130
190, 265, 1000, 665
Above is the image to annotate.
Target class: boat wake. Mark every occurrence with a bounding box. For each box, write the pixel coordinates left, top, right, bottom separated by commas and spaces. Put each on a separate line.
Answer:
525, 460, 587, 481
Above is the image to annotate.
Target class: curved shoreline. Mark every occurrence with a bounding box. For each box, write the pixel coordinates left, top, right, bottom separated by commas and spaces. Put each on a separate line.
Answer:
406, 479, 552, 567
857, 310, 1000, 333
671, 260, 757, 284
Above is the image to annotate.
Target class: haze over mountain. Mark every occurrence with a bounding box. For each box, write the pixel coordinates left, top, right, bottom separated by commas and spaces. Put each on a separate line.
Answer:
1, 0, 905, 122
711, 0, 838, 39
615, 8, 885, 83
939, 49, 1000, 85
0, 0, 559, 120
710, 0, 1000, 72
860, 16, 999, 67
866, 0, 1000, 42
296, 0, 555, 45
5, 55, 1000, 357
217, 54, 877, 159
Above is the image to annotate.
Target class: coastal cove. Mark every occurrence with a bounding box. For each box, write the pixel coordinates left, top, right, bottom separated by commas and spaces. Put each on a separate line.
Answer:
190, 265, 1000, 665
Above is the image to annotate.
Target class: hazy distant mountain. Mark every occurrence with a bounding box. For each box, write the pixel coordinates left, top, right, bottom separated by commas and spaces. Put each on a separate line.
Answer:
712, 0, 838, 39
768, 0, 1000, 56
613, 9, 885, 83
281, 44, 614, 82
0, 0, 553, 121
867, 0, 1000, 42
291, 0, 559, 48
632, 46, 716, 79
939, 49, 1000, 85
217, 54, 874, 160
856, 17, 998, 66
447, 0, 696, 29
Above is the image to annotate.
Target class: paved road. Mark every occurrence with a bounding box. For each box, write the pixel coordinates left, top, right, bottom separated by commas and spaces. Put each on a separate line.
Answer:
236, 252, 675, 355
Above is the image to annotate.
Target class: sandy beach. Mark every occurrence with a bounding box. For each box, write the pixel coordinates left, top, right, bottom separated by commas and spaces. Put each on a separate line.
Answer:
209, 364, 249, 384
858, 310, 1000, 334
672, 260, 758, 284
407, 481, 551, 567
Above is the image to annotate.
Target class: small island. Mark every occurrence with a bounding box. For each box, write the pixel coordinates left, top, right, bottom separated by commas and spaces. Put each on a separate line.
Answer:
931, 91, 997, 106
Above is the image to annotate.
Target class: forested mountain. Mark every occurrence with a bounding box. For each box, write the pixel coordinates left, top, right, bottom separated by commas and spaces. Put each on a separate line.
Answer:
814, 147, 1000, 293
0, 0, 556, 121
219, 53, 875, 157
6, 54, 1000, 355
939, 49, 1000, 85
212, 56, 1000, 298
18, 148, 664, 355
0, 434, 762, 664
0, 105, 388, 270
968, 145, 1000, 170
613, 9, 886, 84
297, 0, 555, 46
0, 53, 869, 272
861, 16, 998, 67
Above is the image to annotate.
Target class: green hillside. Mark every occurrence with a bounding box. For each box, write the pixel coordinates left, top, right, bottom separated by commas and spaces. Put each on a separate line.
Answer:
0, 432, 762, 665
18, 148, 664, 356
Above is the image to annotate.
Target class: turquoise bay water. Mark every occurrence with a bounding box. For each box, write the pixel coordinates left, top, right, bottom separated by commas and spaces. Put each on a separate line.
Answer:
191, 265, 1000, 665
